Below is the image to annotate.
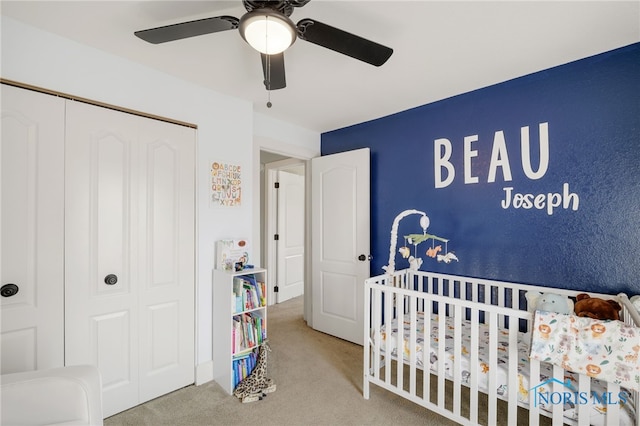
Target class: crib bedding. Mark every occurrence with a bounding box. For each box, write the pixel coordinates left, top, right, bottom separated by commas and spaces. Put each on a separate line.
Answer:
373, 312, 636, 425
530, 310, 640, 393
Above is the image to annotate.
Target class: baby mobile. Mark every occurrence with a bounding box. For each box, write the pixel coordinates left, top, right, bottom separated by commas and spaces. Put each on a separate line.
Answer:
382, 209, 458, 275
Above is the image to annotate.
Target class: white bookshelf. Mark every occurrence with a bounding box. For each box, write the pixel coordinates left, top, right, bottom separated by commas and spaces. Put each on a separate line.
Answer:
212, 267, 267, 394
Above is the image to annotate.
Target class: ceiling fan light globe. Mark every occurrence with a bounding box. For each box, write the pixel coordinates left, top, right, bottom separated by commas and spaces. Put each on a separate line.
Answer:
239, 9, 296, 55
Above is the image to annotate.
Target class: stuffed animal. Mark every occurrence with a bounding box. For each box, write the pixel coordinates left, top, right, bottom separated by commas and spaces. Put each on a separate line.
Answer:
408, 255, 423, 270
233, 342, 276, 403
574, 293, 621, 321
525, 291, 574, 314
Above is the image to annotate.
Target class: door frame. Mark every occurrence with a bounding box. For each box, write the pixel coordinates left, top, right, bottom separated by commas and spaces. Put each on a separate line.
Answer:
252, 138, 318, 324
264, 158, 306, 305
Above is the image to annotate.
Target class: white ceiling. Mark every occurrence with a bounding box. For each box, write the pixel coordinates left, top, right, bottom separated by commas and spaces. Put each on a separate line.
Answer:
2, 1, 639, 133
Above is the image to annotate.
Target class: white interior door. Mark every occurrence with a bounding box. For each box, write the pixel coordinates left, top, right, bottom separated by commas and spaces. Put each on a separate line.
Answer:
311, 148, 370, 345
64, 100, 195, 417
276, 169, 305, 303
1, 85, 65, 374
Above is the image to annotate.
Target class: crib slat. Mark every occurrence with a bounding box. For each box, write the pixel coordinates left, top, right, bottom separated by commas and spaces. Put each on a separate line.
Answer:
528, 358, 540, 426
606, 382, 621, 426
551, 365, 564, 426
384, 289, 393, 385
364, 284, 372, 399
453, 304, 462, 417
372, 287, 381, 383
507, 319, 519, 423
396, 295, 404, 391
497, 285, 506, 327
437, 300, 447, 409
487, 311, 498, 426
423, 300, 431, 405
408, 295, 417, 397
577, 373, 589, 426
469, 306, 480, 424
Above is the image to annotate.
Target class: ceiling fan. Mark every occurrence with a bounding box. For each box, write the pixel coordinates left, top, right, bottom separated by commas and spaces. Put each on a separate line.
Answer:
134, 0, 393, 91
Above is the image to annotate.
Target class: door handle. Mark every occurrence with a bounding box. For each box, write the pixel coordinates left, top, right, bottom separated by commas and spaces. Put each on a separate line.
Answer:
358, 254, 372, 261
104, 274, 118, 285
1, 283, 19, 297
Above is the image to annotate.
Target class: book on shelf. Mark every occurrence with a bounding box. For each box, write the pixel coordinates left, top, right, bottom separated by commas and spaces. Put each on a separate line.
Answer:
232, 347, 259, 388
232, 312, 266, 354
232, 275, 266, 313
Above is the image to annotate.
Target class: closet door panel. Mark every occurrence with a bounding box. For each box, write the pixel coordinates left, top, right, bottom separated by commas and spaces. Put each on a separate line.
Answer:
1, 85, 65, 373
64, 100, 139, 417
91, 309, 133, 390
94, 134, 131, 297
138, 118, 195, 402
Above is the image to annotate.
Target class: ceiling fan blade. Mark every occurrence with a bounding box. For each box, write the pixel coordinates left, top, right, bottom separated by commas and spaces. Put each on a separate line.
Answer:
261, 53, 286, 90
296, 19, 393, 66
134, 16, 239, 44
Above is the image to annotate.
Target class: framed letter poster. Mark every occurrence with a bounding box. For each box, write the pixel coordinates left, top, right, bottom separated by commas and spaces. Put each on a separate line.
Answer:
211, 160, 242, 207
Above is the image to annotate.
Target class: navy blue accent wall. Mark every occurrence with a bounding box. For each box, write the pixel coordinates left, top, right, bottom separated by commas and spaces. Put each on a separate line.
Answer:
322, 43, 640, 295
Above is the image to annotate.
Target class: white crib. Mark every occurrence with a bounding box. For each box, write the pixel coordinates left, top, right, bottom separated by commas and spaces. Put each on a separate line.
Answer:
364, 269, 640, 426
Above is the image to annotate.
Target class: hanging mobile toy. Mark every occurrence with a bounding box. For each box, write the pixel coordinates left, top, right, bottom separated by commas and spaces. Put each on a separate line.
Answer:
398, 238, 410, 258
382, 209, 458, 274
426, 243, 442, 258
420, 215, 430, 233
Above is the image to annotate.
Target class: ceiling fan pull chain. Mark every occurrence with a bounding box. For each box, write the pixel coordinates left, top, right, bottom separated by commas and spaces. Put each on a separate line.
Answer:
266, 54, 273, 108
265, 19, 273, 108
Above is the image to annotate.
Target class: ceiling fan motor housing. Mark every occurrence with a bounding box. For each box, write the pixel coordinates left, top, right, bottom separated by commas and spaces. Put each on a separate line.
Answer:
243, 0, 311, 17
239, 8, 298, 55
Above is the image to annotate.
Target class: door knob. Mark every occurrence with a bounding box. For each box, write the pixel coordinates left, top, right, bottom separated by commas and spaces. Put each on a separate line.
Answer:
358, 254, 372, 261
1, 283, 19, 297
104, 274, 118, 285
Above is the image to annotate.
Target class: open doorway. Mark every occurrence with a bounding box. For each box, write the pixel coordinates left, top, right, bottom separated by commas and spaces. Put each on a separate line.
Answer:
260, 151, 306, 306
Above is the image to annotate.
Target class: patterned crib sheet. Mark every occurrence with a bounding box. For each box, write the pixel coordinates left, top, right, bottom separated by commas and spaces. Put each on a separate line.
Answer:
373, 312, 636, 425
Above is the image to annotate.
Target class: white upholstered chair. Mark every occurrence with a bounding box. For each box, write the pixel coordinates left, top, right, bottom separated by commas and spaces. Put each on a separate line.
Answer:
1, 365, 103, 425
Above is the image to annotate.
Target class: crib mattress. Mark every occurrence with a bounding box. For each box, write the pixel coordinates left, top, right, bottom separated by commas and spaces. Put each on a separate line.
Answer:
373, 312, 636, 426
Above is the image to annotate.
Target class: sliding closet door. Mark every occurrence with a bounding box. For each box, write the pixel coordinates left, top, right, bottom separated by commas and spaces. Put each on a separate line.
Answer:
137, 115, 195, 403
64, 100, 195, 416
0, 85, 65, 374
65, 101, 141, 416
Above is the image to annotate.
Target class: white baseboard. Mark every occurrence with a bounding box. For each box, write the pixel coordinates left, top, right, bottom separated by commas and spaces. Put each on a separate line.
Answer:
195, 360, 213, 385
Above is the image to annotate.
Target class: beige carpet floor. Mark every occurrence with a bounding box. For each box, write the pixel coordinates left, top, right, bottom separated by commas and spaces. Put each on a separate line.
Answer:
104, 295, 537, 425
104, 296, 457, 425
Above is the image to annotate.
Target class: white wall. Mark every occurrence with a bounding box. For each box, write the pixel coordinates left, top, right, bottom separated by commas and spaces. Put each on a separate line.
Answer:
1, 16, 319, 383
